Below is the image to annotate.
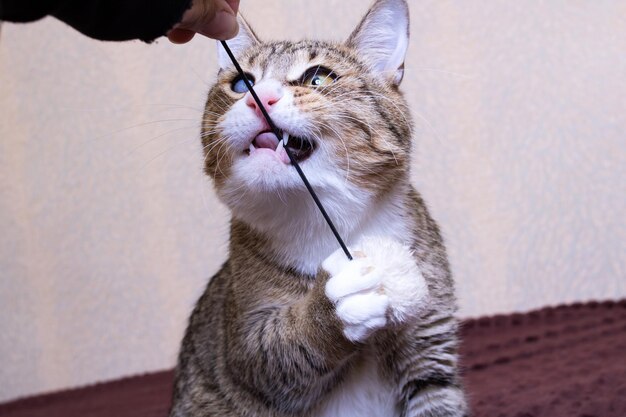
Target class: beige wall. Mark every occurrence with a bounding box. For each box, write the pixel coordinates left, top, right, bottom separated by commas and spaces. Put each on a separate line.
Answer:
1, 0, 625, 403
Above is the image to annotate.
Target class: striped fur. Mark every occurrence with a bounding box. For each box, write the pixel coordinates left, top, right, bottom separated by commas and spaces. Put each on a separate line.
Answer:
170, 1, 468, 416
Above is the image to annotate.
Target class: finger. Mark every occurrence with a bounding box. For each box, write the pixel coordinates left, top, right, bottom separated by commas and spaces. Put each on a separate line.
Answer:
167, 28, 196, 44
202, 0, 218, 23
199, 10, 239, 40
226, 0, 240, 15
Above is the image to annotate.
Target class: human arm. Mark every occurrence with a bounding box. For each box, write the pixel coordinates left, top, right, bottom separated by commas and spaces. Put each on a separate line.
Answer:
0, 0, 238, 42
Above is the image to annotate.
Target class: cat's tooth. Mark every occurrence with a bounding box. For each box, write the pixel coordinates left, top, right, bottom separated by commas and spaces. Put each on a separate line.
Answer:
249, 143, 255, 154
276, 138, 284, 154
282, 131, 290, 146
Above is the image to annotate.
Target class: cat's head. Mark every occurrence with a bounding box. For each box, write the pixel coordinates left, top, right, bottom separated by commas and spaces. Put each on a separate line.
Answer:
202, 0, 412, 228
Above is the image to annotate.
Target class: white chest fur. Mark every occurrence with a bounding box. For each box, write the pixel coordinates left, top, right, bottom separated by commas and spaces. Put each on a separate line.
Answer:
257, 184, 414, 277
314, 351, 400, 417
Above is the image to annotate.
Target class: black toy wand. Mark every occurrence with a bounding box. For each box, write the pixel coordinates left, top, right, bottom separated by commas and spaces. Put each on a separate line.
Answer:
220, 40, 353, 261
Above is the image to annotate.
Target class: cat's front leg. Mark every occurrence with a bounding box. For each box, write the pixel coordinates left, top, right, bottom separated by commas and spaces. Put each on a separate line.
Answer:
323, 238, 468, 416
323, 236, 429, 342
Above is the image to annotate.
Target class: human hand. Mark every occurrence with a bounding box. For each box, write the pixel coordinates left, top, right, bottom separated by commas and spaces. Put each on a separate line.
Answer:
168, 0, 240, 44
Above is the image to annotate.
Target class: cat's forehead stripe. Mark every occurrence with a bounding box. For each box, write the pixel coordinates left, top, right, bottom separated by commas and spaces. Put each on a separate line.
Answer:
286, 50, 326, 81
243, 41, 363, 79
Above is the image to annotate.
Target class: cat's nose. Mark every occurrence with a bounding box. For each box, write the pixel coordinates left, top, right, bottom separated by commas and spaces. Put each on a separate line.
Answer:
245, 82, 283, 115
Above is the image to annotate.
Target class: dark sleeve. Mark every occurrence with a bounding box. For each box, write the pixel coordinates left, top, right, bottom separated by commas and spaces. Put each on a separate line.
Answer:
0, 0, 193, 42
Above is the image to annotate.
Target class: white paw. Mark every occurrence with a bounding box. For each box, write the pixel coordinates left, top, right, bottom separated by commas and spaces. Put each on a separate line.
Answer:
323, 237, 429, 343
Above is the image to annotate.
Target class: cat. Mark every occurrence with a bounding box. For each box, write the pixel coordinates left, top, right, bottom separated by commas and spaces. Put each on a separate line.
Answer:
169, 0, 468, 416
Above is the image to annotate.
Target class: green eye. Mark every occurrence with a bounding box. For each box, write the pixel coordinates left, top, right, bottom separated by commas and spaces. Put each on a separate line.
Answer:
301, 66, 337, 88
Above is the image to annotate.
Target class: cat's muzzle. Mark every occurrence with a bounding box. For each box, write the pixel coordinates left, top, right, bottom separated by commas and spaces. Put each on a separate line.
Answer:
245, 130, 315, 164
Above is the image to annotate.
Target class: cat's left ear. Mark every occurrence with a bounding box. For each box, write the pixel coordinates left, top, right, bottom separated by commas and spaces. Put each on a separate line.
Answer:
217, 14, 260, 69
346, 0, 409, 85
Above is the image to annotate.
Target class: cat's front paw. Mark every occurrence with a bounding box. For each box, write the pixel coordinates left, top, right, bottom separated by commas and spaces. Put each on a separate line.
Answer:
323, 237, 429, 343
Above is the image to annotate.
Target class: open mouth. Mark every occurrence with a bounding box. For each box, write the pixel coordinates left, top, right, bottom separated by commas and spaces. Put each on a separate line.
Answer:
244, 130, 315, 164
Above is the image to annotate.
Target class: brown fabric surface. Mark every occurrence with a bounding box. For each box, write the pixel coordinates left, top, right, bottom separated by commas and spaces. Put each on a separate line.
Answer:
1, 300, 624, 417
460, 299, 626, 417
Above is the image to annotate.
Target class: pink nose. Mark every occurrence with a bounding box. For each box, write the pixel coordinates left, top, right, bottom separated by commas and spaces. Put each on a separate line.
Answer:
245, 83, 283, 115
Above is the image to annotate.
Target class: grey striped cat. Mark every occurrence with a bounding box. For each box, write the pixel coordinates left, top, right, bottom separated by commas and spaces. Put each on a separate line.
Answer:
169, 0, 468, 415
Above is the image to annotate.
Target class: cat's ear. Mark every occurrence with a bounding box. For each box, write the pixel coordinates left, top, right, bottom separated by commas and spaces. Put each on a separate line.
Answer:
346, 0, 409, 85
217, 14, 260, 69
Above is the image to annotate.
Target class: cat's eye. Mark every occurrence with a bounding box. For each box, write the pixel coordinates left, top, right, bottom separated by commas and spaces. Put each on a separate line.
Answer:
231, 73, 255, 93
301, 66, 337, 88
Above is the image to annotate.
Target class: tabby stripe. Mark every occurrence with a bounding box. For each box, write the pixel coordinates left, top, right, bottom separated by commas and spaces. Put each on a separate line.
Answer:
397, 338, 457, 371
407, 385, 467, 417
419, 333, 457, 348
297, 344, 330, 375
403, 372, 456, 400
247, 50, 261, 67
373, 96, 404, 143
346, 109, 374, 139
401, 354, 456, 378
416, 317, 455, 337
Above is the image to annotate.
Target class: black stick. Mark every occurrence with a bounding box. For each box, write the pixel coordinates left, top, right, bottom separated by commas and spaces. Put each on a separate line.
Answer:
220, 40, 352, 261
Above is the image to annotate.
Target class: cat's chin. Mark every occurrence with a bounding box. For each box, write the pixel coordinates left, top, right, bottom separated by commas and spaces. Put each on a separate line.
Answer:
227, 155, 304, 194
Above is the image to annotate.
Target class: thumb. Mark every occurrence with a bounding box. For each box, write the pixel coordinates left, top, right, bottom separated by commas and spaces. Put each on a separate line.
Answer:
198, 9, 239, 40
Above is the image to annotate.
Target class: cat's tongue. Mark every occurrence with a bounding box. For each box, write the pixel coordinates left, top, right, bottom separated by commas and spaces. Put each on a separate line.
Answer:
252, 132, 290, 164
254, 132, 279, 149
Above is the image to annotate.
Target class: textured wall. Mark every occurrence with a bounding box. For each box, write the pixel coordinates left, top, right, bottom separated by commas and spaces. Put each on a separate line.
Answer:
1, 0, 625, 403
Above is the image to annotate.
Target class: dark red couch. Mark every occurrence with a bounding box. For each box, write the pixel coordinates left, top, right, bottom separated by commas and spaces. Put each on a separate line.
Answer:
2, 300, 624, 417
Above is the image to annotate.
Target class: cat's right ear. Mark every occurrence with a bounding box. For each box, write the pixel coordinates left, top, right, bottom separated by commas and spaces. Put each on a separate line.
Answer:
217, 14, 260, 70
